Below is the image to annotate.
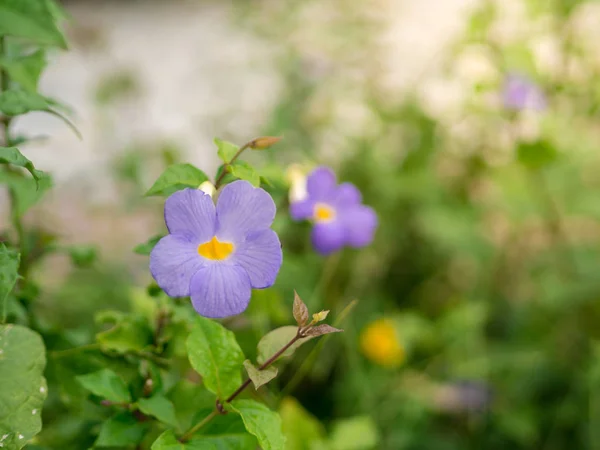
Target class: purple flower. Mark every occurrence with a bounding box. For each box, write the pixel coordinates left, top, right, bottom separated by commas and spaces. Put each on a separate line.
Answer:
502, 73, 546, 111
290, 167, 377, 255
150, 181, 283, 318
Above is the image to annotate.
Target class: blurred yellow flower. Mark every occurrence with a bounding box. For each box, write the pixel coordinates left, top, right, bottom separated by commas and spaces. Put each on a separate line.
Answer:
360, 319, 405, 367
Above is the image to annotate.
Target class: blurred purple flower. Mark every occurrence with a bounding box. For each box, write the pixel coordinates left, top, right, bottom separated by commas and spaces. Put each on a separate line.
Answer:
503, 73, 547, 111
290, 167, 377, 255
436, 380, 494, 414
150, 181, 282, 318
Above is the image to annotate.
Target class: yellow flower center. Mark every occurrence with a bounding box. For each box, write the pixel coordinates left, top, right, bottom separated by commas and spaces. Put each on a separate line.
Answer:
360, 319, 405, 367
197, 236, 234, 260
314, 203, 336, 223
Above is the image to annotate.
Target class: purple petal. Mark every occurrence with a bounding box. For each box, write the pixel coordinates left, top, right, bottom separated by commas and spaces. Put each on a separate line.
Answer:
290, 199, 315, 221
190, 263, 252, 318
334, 182, 362, 207
164, 188, 216, 241
234, 229, 282, 288
311, 221, 345, 255
342, 205, 378, 247
216, 180, 275, 240
150, 234, 204, 297
306, 167, 337, 201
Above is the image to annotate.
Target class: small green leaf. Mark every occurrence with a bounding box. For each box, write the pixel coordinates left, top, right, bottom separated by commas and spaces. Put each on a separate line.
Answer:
0, 244, 20, 322
137, 394, 178, 427
145, 163, 209, 197
256, 326, 314, 365
76, 368, 131, 403
67, 245, 97, 268
134, 234, 164, 255
0, 0, 67, 48
0, 50, 46, 92
230, 161, 260, 187
0, 170, 52, 217
0, 324, 47, 450
228, 399, 286, 450
329, 416, 380, 450
0, 146, 44, 181
215, 138, 239, 164
186, 316, 245, 399
152, 430, 256, 450
0, 89, 48, 116
516, 140, 557, 169
95, 314, 154, 354
167, 380, 216, 432
243, 360, 278, 390
95, 412, 149, 448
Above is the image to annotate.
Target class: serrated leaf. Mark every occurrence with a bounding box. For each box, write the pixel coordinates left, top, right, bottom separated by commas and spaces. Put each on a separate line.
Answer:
303, 324, 343, 337
0, 170, 52, 217
215, 138, 239, 164
0, 50, 46, 92
134, 234, 164, 255
186, 316, 245, 399
138, 394, 178, 427
0, 146, 44, 181
152, 429, 256, 450
243, 360, 278, 390
292, 291, 309, 326
256, 326, 313, 365
76, 368, 131, 403
145, 163, 209, 197
230, 161, 260, 187
516, 140, 557, 169
96, 314, 154, 354
329, 416, 379, 450
95, 412, 149, 448
228, 399, 286, 450
0, 244, 20, 322
0, 0, 67, 48
0, 324, 47, 450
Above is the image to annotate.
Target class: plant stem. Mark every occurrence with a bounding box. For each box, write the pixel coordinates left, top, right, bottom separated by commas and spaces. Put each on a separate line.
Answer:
214, 141, 252, 189
179, 330, 304, 442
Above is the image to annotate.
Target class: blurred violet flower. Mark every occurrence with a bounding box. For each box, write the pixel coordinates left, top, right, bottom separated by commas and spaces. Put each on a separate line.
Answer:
436, 380, 494, 414
290, 166, 377, 255
502, 73, 547, 111
150, 181, 282, 318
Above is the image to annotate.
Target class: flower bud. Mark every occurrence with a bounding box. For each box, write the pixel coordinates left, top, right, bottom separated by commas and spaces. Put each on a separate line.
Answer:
250, 136, 282, 150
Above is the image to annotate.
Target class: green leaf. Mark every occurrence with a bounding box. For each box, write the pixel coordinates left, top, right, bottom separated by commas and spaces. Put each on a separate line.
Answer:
167, 380, 216, 432
0, 50, 46, 92
243, 360, 278, 390
152, 430, 256, 450
137, 394, 178, 427
228, 399, 286, 450
279, 397, 326, 450
145, 163, 209, 197
95, 313, 154, 354
67, 245, 97, 268
230, 161, 260, 187
256, 326, 314, 365
0, 146, 44, 182
0, 170, 52, 217
95, 412, 149, 448
0, 324, 47, 450
134, 234, 164, 255
329, 416, 379, 450
76, 368, 131, 403
0, 89, 48, 116
0, 0, 67, 48
215, 138, 239, 164
0, 244, 20, 322
516, 140, 557, 169
186, 316, 245, 399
